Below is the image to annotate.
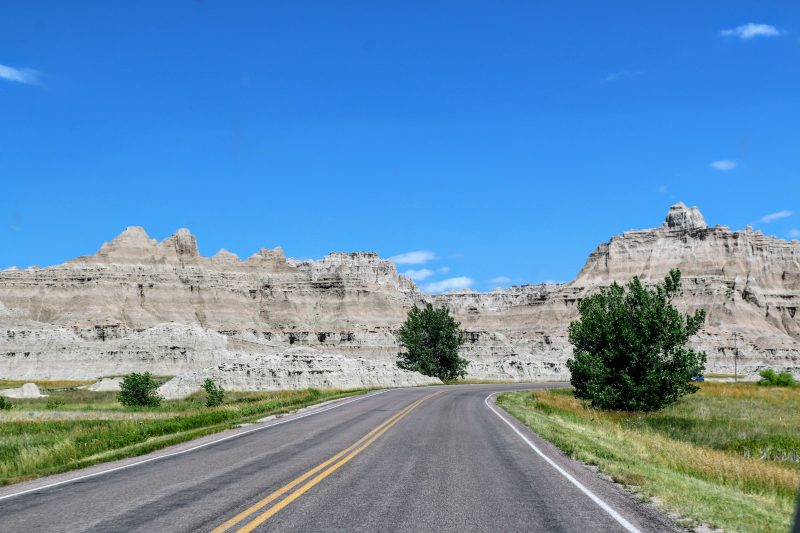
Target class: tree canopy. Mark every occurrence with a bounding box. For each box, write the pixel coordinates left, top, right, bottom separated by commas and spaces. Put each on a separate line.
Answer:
396, 303, 468, 382
117, 372, 163, 407
566, 269, 706, 411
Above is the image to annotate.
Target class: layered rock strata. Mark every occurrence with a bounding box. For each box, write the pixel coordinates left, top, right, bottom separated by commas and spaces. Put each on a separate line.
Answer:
436, 202, 800, 380
1, 203, 798, 395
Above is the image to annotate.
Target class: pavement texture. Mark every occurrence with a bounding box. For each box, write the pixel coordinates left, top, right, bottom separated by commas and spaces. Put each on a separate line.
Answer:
0, 384, 680, 532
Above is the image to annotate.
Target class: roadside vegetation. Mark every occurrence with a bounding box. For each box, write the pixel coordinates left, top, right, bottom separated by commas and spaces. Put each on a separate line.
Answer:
509, 268, 800, 532
117, 372, 163, 407
758, 368, 797, 388
497, 384, 800, 533
0, 382, 369, 486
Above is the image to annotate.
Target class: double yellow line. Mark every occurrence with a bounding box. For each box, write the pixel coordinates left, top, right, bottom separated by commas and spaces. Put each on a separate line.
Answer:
211, 390, 445, 533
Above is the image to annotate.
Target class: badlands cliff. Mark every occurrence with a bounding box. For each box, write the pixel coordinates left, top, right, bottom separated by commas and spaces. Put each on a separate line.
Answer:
1, 203, 798, 395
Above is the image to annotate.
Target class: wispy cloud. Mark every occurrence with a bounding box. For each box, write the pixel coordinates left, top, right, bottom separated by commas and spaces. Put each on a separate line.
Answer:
788, 228, 800, 239
761, 210, 793, 223
423, 276, 474, 293
438, 266, 450, 274
720, 23, 783, 40
709, 160, 737, 171
388, 250, 436, 265
0, 64, 39, 85
489, 276, 511, 284
402, 268, 434, 281
603, 71, 643, 83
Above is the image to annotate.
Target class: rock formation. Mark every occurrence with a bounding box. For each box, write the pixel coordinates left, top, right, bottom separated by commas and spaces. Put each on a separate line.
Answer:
0, 383, 47, 399
1, 203, 798, 395
436, 203, 800, 380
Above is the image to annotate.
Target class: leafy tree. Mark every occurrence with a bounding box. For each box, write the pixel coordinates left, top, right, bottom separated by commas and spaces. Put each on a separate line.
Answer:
203, 378, 225, 407
117, 372, 162, 407
566, 269, 706, 411
397, 303, 468, 381
758, 368, 797, 388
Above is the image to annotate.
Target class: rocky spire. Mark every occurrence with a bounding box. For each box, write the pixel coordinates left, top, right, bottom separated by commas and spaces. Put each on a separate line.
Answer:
161, 228, 199, 259
663, 202, 707, 230
93, 226, 160, 262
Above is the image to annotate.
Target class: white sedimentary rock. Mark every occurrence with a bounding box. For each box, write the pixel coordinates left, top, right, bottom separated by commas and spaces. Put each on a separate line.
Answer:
435, 202, 800, 379
0, 203, 797, 396
85, 377, 123, 392
0, 383, 47, 398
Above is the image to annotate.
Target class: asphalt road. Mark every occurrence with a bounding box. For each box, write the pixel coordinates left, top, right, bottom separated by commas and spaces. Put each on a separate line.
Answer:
0, 384, 678, 532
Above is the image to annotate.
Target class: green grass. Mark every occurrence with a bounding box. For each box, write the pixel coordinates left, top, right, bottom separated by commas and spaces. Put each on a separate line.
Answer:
0, 387, 370, 486
497, 383, 800, 533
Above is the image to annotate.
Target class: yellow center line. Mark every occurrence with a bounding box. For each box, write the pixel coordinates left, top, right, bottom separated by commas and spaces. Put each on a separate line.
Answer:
210, 391, 444, 533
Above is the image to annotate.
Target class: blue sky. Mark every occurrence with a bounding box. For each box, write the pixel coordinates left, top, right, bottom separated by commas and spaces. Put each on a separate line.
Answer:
1, 2, 799, 292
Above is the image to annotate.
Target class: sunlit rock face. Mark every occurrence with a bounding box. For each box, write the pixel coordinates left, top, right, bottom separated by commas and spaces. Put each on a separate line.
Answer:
0, 228, 436, 391
435, 203, 800, 380
1, 202, 798, 394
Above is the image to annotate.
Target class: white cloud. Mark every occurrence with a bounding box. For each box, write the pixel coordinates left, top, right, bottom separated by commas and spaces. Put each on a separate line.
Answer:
438, 266, 450, 274
657, 185, 669, 194
0, 64, 39, 84
403, 268, 434, 281
788, 228, 800, 239
388, 250, 436, 265
423, 276, 475, 293
720, 23, 783, 40
710, 160, 737, 171
761, 210, 793, 223
490, 276, 511, 284
604, 70, 643, 82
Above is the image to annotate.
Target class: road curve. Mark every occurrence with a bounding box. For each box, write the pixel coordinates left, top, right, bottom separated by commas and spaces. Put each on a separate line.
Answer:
0, 384, 677, 532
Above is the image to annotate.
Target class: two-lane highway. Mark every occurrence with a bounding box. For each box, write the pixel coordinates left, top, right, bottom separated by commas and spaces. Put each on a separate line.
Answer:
0, 385, 677, 532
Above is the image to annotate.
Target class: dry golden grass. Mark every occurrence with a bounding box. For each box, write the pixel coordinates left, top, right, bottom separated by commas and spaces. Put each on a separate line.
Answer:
498, 384, 800, 533
0, 379, 94, 390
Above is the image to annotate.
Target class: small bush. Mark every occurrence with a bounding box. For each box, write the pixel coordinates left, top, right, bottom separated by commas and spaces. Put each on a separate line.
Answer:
202, 378, 225, 407
45, 399, 65, 410
117, 372, 162, 407
0, 396, 12, 410
758, 368, 797, 388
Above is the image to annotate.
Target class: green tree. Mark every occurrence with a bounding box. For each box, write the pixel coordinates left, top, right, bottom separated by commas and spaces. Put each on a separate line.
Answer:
397, 303, 469, 381
203, 378, 225, 407
117, 372, 162, 407
758, 368, 797, 388
566, 269, 706, 411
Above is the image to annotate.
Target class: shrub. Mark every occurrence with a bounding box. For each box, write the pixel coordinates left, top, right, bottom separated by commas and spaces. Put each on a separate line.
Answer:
758, 368, 797, 388
566, 269, 707, 411
117, 372, 162, 407
396, 303, 468, 381
202, 378, 225, 407
45, 399, 65, 410
0, 396, 12, 410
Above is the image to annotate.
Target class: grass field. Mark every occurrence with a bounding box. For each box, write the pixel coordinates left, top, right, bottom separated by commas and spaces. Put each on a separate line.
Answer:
0, 385, 370, 486
497, 383, 800, 533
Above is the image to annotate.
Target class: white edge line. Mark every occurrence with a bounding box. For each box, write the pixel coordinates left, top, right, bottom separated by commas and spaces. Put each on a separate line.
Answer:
485, 392, 641, 533
0, 389, 389, 502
